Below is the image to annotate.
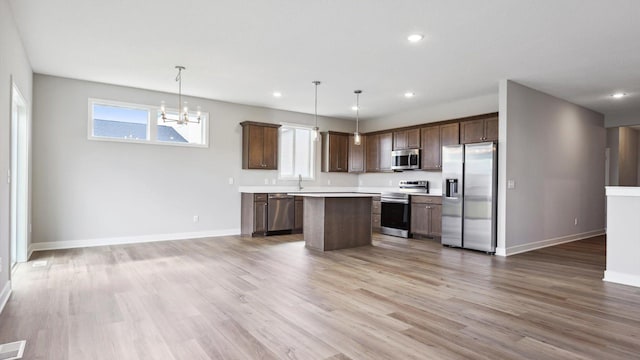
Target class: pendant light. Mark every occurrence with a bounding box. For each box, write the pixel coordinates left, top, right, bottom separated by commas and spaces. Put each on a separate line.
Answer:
160, 65, 201, 125
312, 81, 321, 141
353, 90, 362, 145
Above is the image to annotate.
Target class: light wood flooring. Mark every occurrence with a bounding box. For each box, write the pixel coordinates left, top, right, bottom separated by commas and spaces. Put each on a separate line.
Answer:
1, 234, 639, 359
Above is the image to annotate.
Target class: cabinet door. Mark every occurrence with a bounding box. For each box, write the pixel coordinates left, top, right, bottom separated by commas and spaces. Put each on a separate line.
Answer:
410, 203, 430, 236
254, 201, 267, 234
429, 205, 442, 237
484, 117, 499, 142
379, 132, 393, 171
393, 131, 407, 150
294, 199, 303, 232
247, 125, 265, 169
461, 119, 485, 144
421, 126, 441, 170
329, 134, 348, 172
349, 135, 365, 173
440, 123, 460, 147
366, 134, 380, 172
262, 126, 278, 169
407, 128, 421, 149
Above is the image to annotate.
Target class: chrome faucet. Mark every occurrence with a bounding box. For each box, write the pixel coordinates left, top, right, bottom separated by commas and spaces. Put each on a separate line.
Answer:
298, 174, 303, 191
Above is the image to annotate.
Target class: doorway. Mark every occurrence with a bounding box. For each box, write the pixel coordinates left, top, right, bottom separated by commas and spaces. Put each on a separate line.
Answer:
10, 82, 29, 267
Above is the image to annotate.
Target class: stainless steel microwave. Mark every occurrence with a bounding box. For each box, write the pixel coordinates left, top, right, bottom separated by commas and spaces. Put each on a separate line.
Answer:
391, 149, 420, 170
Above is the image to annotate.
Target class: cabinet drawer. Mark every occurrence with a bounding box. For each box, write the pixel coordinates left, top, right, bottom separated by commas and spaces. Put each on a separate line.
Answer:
372, 214, 381, 229
411, 195, 442, 205
372, 200, 381, 214
254, 193, 268, 202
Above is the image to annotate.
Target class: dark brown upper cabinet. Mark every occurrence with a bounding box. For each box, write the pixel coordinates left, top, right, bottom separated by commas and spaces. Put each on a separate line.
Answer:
348, 134, 366, 173
393, 128, 420, 150
240, 121, 280, 170
365, 132, 393, 172
460, 115, 498, 144
322, 132, 349, 172
421, 122, 460, 170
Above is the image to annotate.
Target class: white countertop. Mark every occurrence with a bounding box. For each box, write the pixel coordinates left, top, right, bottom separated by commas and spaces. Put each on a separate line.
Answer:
238, 186, 442, 197
288, 192, 379, 198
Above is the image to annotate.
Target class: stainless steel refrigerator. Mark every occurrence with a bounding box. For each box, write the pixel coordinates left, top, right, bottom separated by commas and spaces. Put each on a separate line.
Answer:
441, 142, 497, 253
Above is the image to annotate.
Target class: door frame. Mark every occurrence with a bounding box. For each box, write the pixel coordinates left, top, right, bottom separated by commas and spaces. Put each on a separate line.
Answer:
9, 79, 30, 266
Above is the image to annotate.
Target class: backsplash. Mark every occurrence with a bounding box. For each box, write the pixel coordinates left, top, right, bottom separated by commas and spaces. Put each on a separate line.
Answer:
358, 170, 442, 192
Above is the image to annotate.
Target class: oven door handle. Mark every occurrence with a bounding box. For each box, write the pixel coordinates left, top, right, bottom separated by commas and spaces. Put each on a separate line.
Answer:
381, 198, 410, 204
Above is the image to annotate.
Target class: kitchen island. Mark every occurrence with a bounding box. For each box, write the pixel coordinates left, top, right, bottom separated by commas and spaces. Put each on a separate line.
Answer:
292, 193, 376, 251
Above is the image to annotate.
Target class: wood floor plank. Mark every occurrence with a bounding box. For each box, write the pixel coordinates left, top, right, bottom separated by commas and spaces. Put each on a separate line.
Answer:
1, 234, 639, 359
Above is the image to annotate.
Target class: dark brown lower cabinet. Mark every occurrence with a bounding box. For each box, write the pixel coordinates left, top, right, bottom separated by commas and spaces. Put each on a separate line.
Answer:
241, 193, 268, 236
410, 195, 442, 238
372, 196, 381, 232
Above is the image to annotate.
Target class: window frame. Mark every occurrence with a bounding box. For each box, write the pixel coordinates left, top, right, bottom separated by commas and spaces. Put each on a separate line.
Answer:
278, 122, 316, 181
87, 98, 209, 148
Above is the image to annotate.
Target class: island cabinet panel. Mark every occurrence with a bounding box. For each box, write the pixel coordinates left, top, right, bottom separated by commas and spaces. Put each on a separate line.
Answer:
393, 129, 420, 150
293, 196, 303, 233
348, 134, 366, 173
322, 132, 349, 172
421, 122, 460, 170
241, 193, 268, 236
461, 116, 498, 144
410, 195, 442, 238
241, 121, 281, 169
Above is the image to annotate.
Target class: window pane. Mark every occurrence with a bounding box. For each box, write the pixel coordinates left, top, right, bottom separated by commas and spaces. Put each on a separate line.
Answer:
279, 125, 314, 180
92, 103, 149, 140
280, 128, 294, 177
157, 111, 205, 145
294, 128, 311, 177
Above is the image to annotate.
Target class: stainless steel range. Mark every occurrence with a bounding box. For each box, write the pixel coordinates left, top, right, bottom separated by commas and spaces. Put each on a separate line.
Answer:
381, 180, 429, 238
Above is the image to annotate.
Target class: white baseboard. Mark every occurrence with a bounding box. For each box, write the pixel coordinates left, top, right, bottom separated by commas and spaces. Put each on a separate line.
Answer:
603, 270, 640, 288
27, 243, 34, 261
0, 281, 11, 315
495, 229, 605, 257
30, 228, 241, 252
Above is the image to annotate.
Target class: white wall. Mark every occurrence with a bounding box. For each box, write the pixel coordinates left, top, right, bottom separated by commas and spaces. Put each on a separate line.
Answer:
31, 75, 358, 247
0, 0, 33, 305
604, 188, 640, 287
498, 80, 606, 255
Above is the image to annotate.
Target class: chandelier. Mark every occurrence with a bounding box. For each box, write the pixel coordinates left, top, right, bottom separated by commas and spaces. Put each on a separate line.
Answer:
160, 66, 201, 125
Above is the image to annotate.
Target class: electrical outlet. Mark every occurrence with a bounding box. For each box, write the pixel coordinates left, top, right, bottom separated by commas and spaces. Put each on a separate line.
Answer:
507, 180, 516, 189
388, 180, 393, 186
574, 218, 578, 226
228, 177, 234, 185
193, 215, 199, 223
359, 180, 363, 186
327, 179, 331, 185
271, 178, 276, 185
264, 178, 269, 185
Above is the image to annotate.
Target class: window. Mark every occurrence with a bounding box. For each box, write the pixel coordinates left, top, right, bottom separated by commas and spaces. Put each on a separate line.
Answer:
279, 124, 315, 180
88, 99, 209, 147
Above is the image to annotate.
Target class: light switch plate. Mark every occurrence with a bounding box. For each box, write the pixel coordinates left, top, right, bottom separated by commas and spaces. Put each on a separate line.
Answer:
228, 177, 234, 185
507, 179, 515, 189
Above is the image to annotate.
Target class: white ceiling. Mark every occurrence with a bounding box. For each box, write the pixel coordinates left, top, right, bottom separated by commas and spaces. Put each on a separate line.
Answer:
8, 0, 640, 120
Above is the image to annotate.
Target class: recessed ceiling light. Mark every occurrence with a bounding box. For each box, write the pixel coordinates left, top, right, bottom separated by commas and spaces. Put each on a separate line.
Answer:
611, 92, 626, 98
404, 92, 415, 98
407, 34, 424, 43
273, 92, 282, 98
351, 105, 359, 111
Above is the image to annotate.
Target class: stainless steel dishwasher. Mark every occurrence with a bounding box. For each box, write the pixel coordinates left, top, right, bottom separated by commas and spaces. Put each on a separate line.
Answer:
267, 193, 294, 232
